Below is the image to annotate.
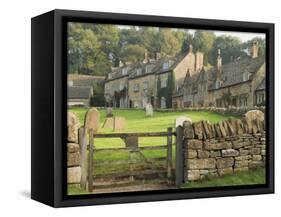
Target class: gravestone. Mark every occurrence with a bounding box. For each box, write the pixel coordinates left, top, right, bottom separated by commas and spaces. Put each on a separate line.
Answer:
245, 110, 264, 122
114, 117, 126, 131
161, 97, 166, 109
145, 103, 154, 117
67, 112, 80, 143
102, 117, 114, 129
84, 107, 100, 133
175, 116, 192, 128
106, 107, 113, 117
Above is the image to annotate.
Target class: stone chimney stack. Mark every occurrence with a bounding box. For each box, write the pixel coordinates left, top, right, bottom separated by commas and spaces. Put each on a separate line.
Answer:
250, 41, 259, 58
119, 60, 124, 67
143, 51, 148, 63
155, 52, 161, 60
195, 52, 204, 71
216, 49, 222, 80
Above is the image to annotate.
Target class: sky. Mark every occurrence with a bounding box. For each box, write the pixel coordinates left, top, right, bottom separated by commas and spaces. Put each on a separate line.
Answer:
118, 25, 265, 43
188, 29, 265, 42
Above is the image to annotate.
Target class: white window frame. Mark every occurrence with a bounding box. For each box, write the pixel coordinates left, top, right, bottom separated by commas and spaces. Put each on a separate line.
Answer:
160, 77, 167, 88
122, 68, 128, 75
162, 62, 169, 70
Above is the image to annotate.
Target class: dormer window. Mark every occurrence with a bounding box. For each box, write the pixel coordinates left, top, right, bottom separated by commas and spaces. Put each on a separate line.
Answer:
133, 84, 139, 92
146, 65, 153, 73
136, 68, 142, 76
215, 80, 221, 89
119, 82, 125, 90
163, 62, 169, 70
122, 68, 128, 75
243, 71, 249, 82
160, 77, 167, 88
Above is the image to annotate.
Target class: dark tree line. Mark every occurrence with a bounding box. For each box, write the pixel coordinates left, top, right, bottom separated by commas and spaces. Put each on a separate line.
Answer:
68, 23, 265, 76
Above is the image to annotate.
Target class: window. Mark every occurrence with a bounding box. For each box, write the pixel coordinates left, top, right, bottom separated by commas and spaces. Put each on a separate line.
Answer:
133, 84, 139, 92
215, 80, 221, 89
160, 77, 167, 88
122, 68, 128, 75
143, 81, 149, 90
146, 65, 153, 73
162, 62, 169, 70
136, 68, 142, 76
119, 82, 124, 90
243, 72, 249, 82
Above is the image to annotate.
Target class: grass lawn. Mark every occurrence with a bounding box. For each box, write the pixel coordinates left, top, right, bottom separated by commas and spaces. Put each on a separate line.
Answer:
67, 167, 266, 195
67, 108, 242, 195
70, 108, 240, 148
182, 167, 266, 188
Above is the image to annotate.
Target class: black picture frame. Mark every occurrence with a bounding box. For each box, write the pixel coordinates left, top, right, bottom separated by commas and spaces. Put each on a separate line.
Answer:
31, 9, 274, 207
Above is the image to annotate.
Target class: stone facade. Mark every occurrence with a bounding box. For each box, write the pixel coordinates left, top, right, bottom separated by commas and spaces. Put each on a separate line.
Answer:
104, 46, 203, 109
183, 111, 266, 181
177, 42, 266, 109
67, 112, 81, 184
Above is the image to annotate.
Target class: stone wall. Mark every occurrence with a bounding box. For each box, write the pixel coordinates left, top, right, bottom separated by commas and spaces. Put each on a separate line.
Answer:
182, 111, 266, 181
156, 106, 265, 116
67, 112, 81, 184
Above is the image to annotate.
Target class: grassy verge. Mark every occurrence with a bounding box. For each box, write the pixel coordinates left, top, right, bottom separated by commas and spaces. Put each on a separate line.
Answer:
181, 167, 266, 188
67, 167, 266, 195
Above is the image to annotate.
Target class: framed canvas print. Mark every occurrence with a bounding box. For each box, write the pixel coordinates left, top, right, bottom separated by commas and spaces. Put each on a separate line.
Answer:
31, 9, 274, 207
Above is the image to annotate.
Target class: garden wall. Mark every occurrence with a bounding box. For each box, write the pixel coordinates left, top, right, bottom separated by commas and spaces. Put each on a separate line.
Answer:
67, 112, 81, 184
182, 112, 266, 181
156, 106, 265, 116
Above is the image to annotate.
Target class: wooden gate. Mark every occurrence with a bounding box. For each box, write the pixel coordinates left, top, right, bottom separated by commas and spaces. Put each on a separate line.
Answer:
78, 127, 181, 192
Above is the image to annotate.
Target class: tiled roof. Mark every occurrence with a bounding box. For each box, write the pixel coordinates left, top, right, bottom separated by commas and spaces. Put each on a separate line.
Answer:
256, 78, 266, 91
68, 86, 92, 99
208, 56, 265, 90
106, 53, 188, 81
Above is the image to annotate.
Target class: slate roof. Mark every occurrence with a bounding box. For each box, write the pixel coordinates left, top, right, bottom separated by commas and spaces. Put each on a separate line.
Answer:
68, 86, 92, 99
256, 78, 266, 91
208, 56, 265, 90
106, 53, 188, 81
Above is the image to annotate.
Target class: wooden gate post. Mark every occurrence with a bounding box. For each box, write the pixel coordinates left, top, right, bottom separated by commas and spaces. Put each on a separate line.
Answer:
88, 129, 94, 192
167, 127, 173, 185
175, 126, 184, 186
79, 127, 87, 189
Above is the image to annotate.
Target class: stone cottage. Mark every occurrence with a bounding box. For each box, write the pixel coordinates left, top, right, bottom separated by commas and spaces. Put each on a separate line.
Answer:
177, 41, 266, 108
104, 46, 204, 108
67, 74, 105, 107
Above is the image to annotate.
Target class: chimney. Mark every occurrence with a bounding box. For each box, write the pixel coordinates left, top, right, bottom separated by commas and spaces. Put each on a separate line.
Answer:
155, 52, 161, 60
119, 60, 124, 67
216, 49, 222, 81
195, 52, 204, 71
250, 41, 259, 58
143, 51, 148, 63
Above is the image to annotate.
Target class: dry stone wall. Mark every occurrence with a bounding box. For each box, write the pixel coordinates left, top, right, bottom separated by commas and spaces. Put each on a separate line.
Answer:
183, 110, 266, 181
67, 112, 81, 184
156, 106, 265, 116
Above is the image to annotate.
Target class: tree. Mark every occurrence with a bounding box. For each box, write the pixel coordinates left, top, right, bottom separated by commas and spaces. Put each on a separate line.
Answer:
209, 35, 246, 66
193, 30, 216, 64
242, 37, 265, 58
120, 44, 146, 63
166, 72, 175, 108
159, 28, 182, 56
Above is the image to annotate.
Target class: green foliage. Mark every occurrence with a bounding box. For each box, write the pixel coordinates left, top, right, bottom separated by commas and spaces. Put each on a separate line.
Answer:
120, 44, 146, 63
68, 23, 265, 76
182, 167, 265, 188
166, 72, 175, 108
209, 35, 247, 65
243, 37, 266, 58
